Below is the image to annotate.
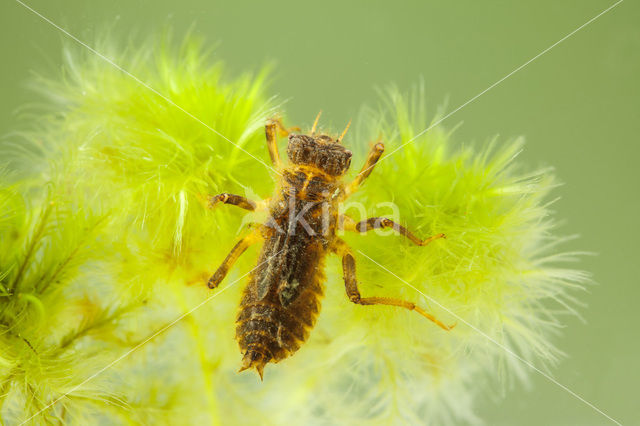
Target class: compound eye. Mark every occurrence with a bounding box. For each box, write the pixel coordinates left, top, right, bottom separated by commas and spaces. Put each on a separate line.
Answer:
345, 154, 352, 170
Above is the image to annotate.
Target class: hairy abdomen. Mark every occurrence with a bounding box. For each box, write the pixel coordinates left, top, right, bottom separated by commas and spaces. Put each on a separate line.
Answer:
235, 233, 325, 375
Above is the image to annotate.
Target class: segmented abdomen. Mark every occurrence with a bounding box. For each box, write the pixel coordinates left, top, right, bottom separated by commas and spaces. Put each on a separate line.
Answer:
235, 245, 325, 364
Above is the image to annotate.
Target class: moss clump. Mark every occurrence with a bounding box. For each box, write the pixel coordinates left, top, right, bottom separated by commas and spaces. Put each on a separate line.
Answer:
0, 36, 585, 425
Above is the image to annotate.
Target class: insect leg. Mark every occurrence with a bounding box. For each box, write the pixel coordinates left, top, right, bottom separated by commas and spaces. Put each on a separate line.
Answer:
265, 121, 281, 168
341, 215, 445, 246
344, 142, 385, 197
272, 117, 300, 137
334, 239, 455, 331
265, 118, 301, 167
208, 227, 263, 289
208, 193, 270, 212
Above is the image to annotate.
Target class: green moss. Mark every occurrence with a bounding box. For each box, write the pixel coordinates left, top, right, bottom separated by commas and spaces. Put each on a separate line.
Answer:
0, 35, 585, 425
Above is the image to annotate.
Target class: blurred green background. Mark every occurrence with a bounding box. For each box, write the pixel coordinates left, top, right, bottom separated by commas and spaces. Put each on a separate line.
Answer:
1, 1, 638, 424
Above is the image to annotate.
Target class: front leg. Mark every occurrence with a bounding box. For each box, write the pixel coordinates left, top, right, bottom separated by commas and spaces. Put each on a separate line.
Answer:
344, 142, 384, 197
341, 215, 445, 246
265, 117, 300, 168
333, 238, 455, 331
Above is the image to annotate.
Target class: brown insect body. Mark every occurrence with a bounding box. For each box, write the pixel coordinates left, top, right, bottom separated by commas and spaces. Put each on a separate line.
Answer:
236, 135, 351, 377
206, 116, 453, 380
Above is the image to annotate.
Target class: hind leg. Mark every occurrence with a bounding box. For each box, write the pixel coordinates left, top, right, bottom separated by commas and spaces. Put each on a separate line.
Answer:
208, 226, 263, 289
333, 239, 455, 331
